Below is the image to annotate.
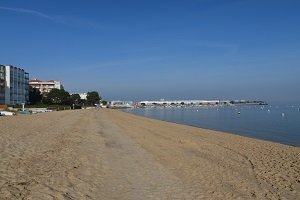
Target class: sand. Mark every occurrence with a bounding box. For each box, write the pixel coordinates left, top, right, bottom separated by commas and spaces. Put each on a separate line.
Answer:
0, 109, 299, 199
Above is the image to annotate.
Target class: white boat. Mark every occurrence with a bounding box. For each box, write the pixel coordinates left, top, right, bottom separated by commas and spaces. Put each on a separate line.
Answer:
0, 111, 16, 116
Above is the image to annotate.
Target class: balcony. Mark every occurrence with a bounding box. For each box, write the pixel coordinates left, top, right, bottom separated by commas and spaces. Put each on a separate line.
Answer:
25, 72, 29, 79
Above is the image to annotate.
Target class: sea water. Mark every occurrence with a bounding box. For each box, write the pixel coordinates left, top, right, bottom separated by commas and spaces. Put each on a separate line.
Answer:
124, 105, 300, 147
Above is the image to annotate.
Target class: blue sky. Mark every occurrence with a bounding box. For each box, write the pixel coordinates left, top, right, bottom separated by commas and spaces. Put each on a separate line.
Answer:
0, 0, 299, 103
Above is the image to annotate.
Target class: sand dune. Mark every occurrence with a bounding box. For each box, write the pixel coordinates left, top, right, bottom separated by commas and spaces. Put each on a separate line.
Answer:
0, 109, 299, 199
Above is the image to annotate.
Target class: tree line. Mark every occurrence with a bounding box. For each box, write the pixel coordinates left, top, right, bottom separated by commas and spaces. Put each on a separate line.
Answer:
29, 86, 106, 107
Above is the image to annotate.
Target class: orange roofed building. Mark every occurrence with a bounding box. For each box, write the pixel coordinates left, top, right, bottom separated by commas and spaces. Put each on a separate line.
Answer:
29, 79, 64, 94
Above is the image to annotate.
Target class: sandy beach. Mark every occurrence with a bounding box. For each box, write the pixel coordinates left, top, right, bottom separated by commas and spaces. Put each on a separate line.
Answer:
0, 109, 299, 199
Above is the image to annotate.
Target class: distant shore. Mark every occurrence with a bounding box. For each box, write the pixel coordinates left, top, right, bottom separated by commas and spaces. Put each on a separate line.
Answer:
0, 109, 299, 199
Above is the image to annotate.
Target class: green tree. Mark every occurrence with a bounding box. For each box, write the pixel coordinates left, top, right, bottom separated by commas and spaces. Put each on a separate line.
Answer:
70, 94, 81, 105
29, 86, 42, 104
101, 100, 107, 105
87, 91, 101, 106
60, 90, 71, 105
43, 89, 71, 105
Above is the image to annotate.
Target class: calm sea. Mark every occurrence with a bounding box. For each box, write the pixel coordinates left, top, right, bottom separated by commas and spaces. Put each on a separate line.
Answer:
124, 105, 300, 147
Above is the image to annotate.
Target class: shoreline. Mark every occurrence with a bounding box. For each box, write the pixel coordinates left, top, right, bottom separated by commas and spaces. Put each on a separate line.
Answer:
124, 111, 300, 148
122, 107, 300, 147
0, 109, 299, 199
117, 109, 299, 149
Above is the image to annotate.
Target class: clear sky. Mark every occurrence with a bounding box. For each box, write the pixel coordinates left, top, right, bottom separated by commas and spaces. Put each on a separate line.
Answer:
1, 0, 299, 103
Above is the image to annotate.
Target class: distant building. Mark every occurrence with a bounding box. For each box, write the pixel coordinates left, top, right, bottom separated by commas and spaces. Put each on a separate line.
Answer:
29, 79, 63, 94
79, 93, 87, 100
0, 65, 29, 105
70, 92, 87, 100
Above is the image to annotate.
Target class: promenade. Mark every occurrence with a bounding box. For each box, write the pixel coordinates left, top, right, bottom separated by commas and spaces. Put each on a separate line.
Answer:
0, 109, 299, 199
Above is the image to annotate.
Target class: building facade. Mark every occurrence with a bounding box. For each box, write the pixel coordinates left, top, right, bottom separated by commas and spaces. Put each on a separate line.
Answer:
29, 79, 63, 94
0, 65, 5, 104
0, 65, 29, 105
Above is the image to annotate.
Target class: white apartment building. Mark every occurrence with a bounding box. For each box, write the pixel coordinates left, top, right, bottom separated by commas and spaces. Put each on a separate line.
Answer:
29, 79, 63, 94
0, 65, 29, 105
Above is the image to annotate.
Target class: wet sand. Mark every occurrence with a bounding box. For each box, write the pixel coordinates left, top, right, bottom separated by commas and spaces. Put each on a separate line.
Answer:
0, 109, 299, 199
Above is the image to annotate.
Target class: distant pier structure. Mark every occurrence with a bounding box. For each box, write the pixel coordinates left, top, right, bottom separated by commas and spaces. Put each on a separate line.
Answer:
108, 100, 134, 109
138, 99, 222, 107
138, 99, 267, 107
